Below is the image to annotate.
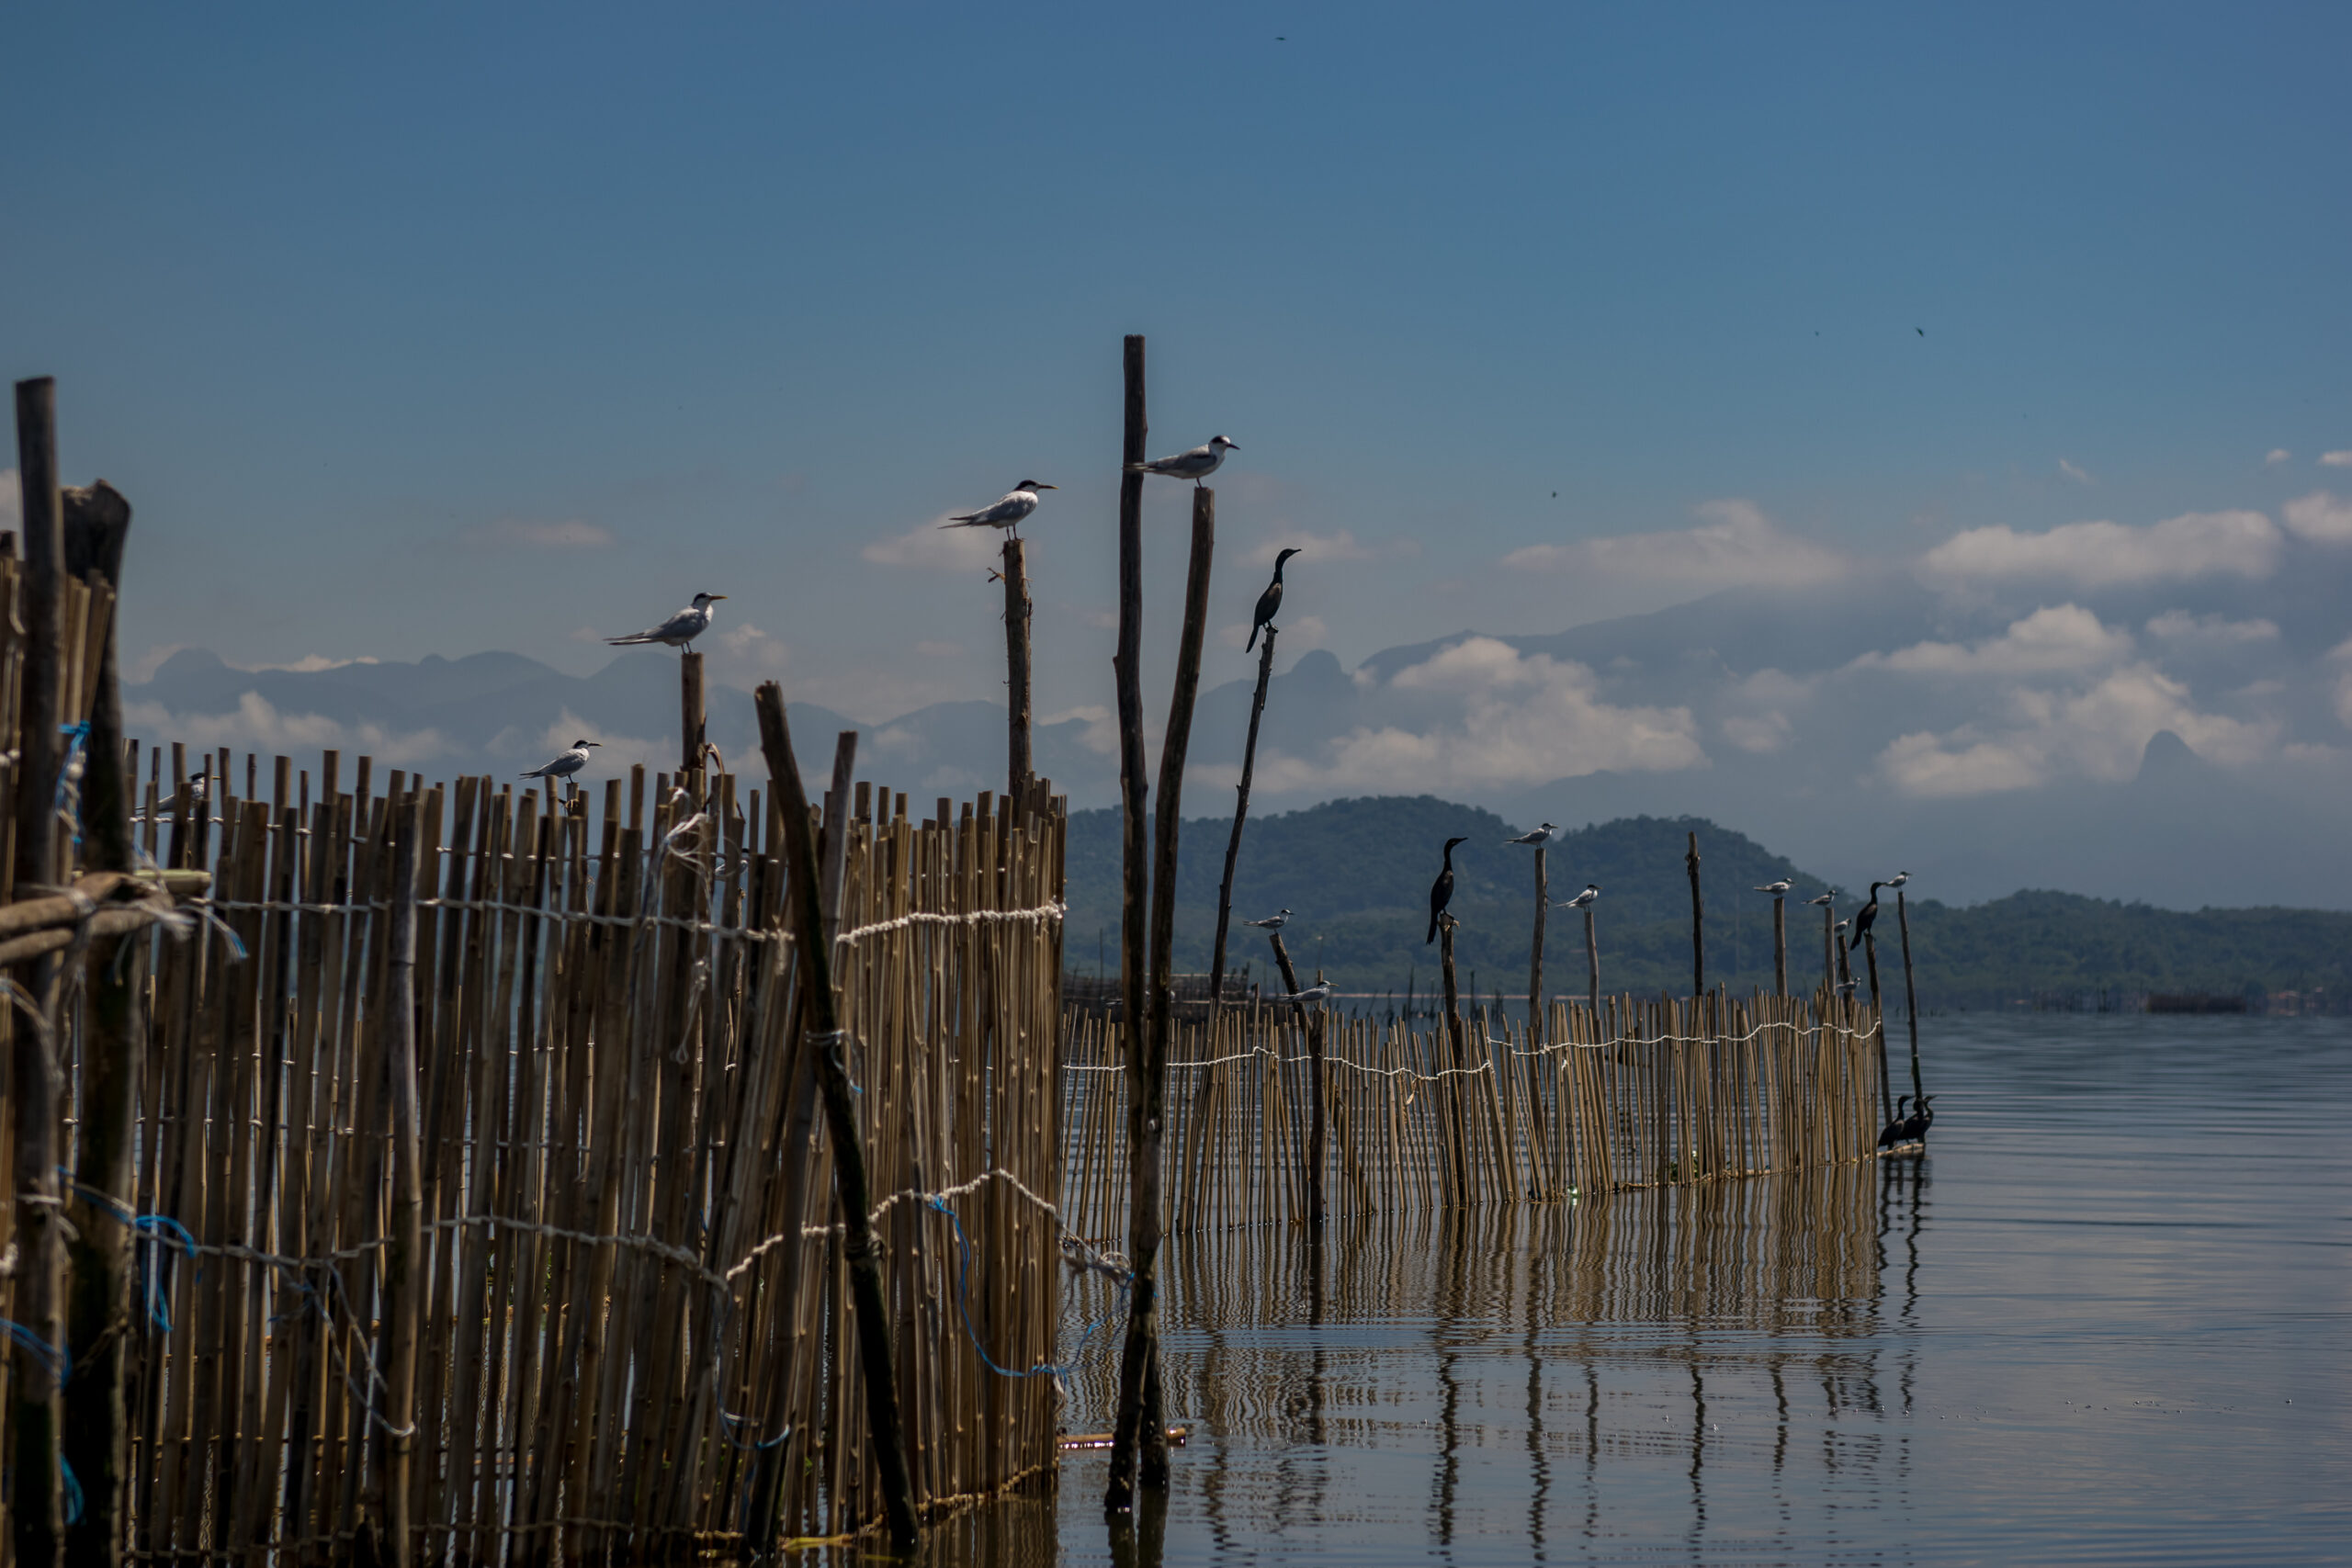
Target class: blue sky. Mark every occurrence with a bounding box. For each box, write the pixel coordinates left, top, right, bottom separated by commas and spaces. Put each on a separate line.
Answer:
6, 3, 2350, 737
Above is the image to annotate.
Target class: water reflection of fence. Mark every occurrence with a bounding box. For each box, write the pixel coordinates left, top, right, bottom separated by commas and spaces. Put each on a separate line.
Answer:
1061, 992, 1884, 1240
94, 757, 1063, 1560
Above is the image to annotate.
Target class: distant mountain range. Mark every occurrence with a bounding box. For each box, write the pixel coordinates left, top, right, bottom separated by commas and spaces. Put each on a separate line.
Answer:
125, 570, 2352, 911
1061, 797, 2352, 1003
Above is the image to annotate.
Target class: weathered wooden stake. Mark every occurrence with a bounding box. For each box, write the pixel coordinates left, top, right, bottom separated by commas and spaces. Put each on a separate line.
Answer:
1685, 830, 1704, 996
1820, 896, 1837, 992
1003, 536, 1033, 807
1528, 846, 1547, 1043
376, 795, 425, 1568
1584, 904, 1600, 1011
1106, 333, 1158, 1516
1862, 931, 1891, 1125
1207, 625, 1278, 1007
10, 377, 67, 1568
1438, 915, 1470, 1201
753, 686, 921, 1551
1771, 892, 1788, 997
679, 649, 706, 782
1897, 890, 1923, 1107
62, 481, 136, 1568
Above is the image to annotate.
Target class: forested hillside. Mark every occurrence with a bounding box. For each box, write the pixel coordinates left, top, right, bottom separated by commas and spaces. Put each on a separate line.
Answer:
1061, 797, 2352, 1003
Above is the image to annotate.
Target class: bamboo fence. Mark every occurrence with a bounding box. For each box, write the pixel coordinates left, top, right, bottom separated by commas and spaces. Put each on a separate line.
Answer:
1059, 991, 1885, 1242
7, 744, 1073, 1562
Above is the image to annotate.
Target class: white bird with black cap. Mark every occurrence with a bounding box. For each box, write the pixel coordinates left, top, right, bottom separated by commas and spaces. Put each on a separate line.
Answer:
1128, 435, 1238, 487
943, 480, 1057, 539
606, 593, 727, 652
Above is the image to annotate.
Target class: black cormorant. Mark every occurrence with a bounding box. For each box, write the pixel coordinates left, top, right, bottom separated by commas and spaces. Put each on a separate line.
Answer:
1427, 836, 1469, 944
1247, 547, 1302, 652
1876, 1095, 1912, 1149
1850, 881, 1886, 944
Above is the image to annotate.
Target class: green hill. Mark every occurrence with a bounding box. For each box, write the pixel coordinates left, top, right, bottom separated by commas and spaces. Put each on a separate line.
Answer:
1061, 796, 2352, 1004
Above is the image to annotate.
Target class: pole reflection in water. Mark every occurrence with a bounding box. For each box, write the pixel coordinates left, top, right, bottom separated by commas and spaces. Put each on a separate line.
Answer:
1047, 1157, 1920, 1563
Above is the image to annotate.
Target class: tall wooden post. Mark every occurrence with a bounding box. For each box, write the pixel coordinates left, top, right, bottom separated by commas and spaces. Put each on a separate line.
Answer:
753, 688, 921, 1551
1584, 906, 1600, 1011
10, 378, 67, 1568
1265, 933, 1322, 1224
62, 481, 136, 1568
1684, 830, 1704, 997
1863, 931, 1891, 1125
1771, 893, 1787, 997
1438, 917, 1470, 1202
1528, 847, 1547, 1044
1003, 536, 1033, 808
1897, 891, 1923, 1107
679, 649, 706, 784
1207, 626, 1278, 1007
1106, 334, 1157, 1515
1820, 897, 1837, 993
376, 795, 425, 1568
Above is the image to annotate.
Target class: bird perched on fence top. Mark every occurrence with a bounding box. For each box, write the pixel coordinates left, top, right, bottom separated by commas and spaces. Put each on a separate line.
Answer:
1280, 979, 1334, 1005
1242, 908, 1292, 931
1807, 891, 1835, 907
1247, 547, 1300, 652
1850, 881, 1886, 943
1129, 434, 1238, 487
607, 593, 727, 652
1886, 870, 1912, 889
521, 739, 602, 781
1427, 836, 1469, 944
944, 480, 1057, 539
1876, 1095, 1912, 1149
1506, 822, 1565, 847
1755, 878, 1793, 896
1555, 883, 1600, 910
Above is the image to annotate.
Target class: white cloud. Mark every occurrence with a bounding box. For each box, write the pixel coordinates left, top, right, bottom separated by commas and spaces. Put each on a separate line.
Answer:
125, 692, 447, 765
2321, 451, 2352, 468
2281, 491, 2352, 544
861, 518, 1003, 571
1242, 637, 1705, 795
1873, 665, 2278, 797
1852, 604, 2134, 678
2144, 610, 2279, 647
1920, 510, 2279, 587
461, 517, 615, 550
2058, 458, 2093, 485
239, 653, 384, 673
1042, 704, 1119, 756
2266, 448, 2291, 465
1722, 712, 1793, 753
1499, 499, 1849, 591
716, 622, 790, 672
1242, 528, 1416, 568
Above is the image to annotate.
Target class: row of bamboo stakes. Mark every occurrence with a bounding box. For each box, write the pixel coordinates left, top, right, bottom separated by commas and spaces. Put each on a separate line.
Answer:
3, 731, 1070, 1562
1058, 989, 1885, 1245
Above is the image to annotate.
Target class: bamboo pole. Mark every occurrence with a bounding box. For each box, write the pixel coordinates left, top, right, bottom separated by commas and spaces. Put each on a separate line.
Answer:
753, 684, 921, 1552
1003, 537, 1033, 807
61, 480, 135, 1568
371, 795, 424, 1568
1685, 829, 1703, 997
681, 648, 707, 779
1106, 333, 1156, 1516
1207, 625, 1278, 1007
1862, 931, 1890, 1127
1820, 896, 1836, 992
1528, 846, 1547, 1044
1584, 905, 1599, 1011
1897, 890, 1922, 1107
1771, 891, 1787, 998
1438, 916, 1469, 1202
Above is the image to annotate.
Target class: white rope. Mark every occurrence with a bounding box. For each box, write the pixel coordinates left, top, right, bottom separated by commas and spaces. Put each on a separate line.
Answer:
833, 900, 1066, 949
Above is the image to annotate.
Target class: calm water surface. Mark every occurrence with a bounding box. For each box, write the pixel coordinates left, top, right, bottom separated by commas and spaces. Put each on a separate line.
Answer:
899, 1015, 2350, 1565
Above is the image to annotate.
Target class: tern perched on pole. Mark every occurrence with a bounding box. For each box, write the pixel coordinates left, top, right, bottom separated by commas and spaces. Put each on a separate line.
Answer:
606, 592, 727, 652
1555, 884, 1600, 910
1507, 822, 1565, 847
943, 480, 1057, 539
1886, 870, 1912, 889
1128, 435, 1238, 488
1755, 878, 1792, 896
521, 739, 602, 780
1242, 908, 1292, 931
1247, 547, 1300, 651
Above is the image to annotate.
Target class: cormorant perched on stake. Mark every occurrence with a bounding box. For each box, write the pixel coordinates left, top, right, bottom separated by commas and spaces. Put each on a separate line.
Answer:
521, 739, 602, 780
1247, 547, 1301, 651
1876, 1095, 1912, 1149
1506, 822, 1564, 847
1898, 1094, 1938, 1144
606, 592, 728, 652
1242, 908, 1292, 931
1849, 881, 1886, 944
1427, 836, 1469, 944
1128, 434, 1238, 487
943, 480, 1057, 539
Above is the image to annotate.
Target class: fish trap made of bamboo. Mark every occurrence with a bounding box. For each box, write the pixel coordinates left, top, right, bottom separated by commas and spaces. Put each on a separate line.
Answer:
45, 754, 1070, 1563
1059, 991, 1886, 1242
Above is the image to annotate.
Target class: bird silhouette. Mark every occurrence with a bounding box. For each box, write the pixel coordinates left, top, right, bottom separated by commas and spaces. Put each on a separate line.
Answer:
1850, 882, 1886, 945
1248, 547, 1301, 652
1876, 1096, 1912, 1149
1427, 836, 1469, 944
